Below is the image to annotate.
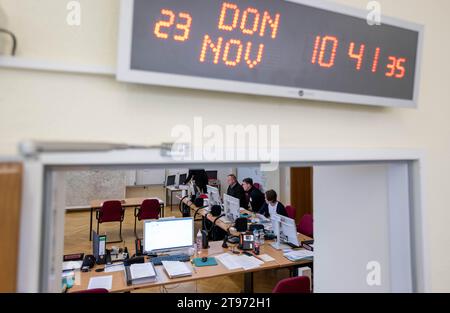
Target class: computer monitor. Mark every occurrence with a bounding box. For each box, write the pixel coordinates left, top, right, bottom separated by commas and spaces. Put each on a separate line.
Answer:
179, 173, 187, 185
206, 170, 218, 180
143, 218, 194, 254
271, 214, 300, 248
223, 194, 240, 222
166, 175, 176, 187
207, 185, 221, 208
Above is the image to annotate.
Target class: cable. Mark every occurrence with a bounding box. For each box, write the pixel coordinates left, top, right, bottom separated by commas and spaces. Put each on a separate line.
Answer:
0, 28, 17, 56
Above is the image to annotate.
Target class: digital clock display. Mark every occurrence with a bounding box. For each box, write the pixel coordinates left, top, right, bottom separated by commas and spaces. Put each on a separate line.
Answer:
117, 0, 422, 107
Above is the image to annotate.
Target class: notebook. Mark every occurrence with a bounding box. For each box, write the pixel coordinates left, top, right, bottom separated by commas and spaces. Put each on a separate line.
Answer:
162, 261, 193, 278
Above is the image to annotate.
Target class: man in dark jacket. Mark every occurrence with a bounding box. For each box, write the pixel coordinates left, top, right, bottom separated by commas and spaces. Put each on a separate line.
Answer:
226, 174, 246, 208
184, 169, 209, 193
259, 189, 288, 218
242, 178, 265, 212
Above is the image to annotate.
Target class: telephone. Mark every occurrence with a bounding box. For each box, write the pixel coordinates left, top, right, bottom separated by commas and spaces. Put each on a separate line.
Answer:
239, 233, 254, 251
81, 255, 96, 272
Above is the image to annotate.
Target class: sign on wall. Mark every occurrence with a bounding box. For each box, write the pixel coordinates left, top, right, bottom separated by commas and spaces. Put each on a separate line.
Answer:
117, 0, 423, 108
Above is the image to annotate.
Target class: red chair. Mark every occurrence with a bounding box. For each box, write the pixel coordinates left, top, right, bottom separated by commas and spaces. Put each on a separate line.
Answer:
285, 205, 296, 220
134, 199, 161, 238
199, 194, 209, 199
72, 288, 109, 293
96, 200, 124, 243
297, 214, 314, 238
272, 276, 311, 293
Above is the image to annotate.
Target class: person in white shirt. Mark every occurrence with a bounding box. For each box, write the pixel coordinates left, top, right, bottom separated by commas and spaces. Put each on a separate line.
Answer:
259, 190, 288, 218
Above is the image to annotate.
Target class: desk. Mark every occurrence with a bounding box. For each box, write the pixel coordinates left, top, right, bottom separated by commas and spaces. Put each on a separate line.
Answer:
165, 186, 183, 212
69, 239, 312, 293
89, 197, 165, 241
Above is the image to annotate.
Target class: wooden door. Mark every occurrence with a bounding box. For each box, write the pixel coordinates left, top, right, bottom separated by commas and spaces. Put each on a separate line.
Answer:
0, 163, 22, 292
290, 167, 313, 222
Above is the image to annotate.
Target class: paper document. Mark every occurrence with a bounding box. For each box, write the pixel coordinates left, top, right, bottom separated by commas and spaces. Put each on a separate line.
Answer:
216, 253, 263, 270
130, 263, 156, 280
105, 264, 125, 273
257, 254, 275, 262
87, 275, 113, 290
283, 250, 314, 262
162, 261, 192, 278
62, 261, 83, 271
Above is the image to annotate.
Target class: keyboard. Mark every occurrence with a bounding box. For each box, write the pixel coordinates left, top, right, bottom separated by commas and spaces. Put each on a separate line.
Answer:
150, 254, 191, 266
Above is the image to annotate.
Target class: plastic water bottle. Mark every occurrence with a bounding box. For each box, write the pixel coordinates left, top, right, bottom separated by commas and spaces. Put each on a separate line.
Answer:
253, 230, 260, 255
259, 229, 265, 245
196, 229, 202, 255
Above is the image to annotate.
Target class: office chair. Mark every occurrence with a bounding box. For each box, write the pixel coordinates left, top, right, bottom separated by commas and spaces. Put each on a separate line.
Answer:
285, 205, 297, 220
72, 288, 109, 293
272, 276, 311, 293
96, 200, 125, 243
253, 183, 262, 191
297, 213, 314, 238
134, 199, 160, 239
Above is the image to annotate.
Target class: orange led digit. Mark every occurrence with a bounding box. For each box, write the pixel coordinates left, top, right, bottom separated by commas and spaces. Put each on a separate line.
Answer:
348, 42, 365, 71
200, 35, 223, 64
154, 9, 175, 39
311, 36, 321, 64
174, 12, 192, 42
240, 8, 260, 35
372, 47, 381, 73
385, 56, 397, 77
223, 39, 243, 67
245, 42, 264, 69
395, 58, 406, 78
218, 2, 240, 31
318, 36, 338, 68
259, 11, 280, 39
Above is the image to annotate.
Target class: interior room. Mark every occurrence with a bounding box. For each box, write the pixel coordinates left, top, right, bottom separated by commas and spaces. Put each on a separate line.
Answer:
62, 165, 315, 293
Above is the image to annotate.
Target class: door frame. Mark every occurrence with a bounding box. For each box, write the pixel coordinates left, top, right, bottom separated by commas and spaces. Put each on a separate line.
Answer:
15, 147, 429, 293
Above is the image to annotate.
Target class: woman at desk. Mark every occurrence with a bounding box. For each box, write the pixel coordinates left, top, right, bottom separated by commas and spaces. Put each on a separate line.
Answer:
259, 190, 288, 218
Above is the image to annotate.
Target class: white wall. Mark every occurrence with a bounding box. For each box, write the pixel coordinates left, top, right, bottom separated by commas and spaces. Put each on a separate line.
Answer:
0, 0, 449, 291
314, 164, 392, 292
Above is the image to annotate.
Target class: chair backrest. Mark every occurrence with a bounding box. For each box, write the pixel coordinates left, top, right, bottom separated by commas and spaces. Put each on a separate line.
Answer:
98, 200, 124, 223
73, 288, 109, 293
272, 276, 311, 293
297, 213, 313, 238
285, 205, 296, 220
138, 199, 161, 220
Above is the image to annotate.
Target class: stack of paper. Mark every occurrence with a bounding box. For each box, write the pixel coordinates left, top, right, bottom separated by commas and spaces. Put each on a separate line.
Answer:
283, 250, 314, 262
162, 261, 192, 279
126, 262, 157, 285
62, 260, 83, 271
216, 253, 264, 270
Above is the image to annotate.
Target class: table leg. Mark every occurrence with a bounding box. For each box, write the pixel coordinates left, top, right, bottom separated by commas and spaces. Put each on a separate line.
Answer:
89, 207, 93, 241
170, 190, 174, 211
160, 203, 165, 218
243, 272, 254, 293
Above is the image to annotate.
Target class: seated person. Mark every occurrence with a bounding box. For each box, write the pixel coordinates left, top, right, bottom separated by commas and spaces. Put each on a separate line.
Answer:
242, 178, 265, 212
226, 174, 246, 208
259, 190, 288, 218
184, 169, 209, 194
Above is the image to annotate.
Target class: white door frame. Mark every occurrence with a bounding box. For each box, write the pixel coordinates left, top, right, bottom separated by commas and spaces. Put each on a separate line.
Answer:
16, 147, 429, 293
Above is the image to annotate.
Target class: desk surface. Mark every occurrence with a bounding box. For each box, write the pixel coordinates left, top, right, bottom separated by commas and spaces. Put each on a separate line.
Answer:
90, 197, 164, 209
69, 239, 312, 293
